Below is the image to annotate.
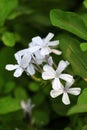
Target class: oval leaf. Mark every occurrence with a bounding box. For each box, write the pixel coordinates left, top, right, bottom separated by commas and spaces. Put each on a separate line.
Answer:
50, 9, 87, 40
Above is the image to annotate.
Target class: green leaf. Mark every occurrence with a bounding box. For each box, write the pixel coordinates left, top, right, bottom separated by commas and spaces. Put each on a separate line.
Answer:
67, 88, 87, 115
1, 32, 16, 47
80, 43, 87, 51
0, 0, 18, 26
59, 34, 87, 78
50, 9, 87, 40
83, 0, 87, 8
0, 96, 21, 114
8, 6, 34, 20
77, 88, 87, 105
67, 104, 87, 115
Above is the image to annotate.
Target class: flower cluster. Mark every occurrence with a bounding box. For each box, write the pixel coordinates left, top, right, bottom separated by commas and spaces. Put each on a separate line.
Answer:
5, 33, 81, 105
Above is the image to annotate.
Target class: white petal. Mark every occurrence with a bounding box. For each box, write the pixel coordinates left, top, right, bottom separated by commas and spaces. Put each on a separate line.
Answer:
51, 49, 62, 55
52, 78, 63, 90
50, 89, 63, 98
21, 53, 31, 68
65, 79, 75, 88
14, 53, 21, 64
32, 36, 43, 45
48, 40, 59, 46
14, 67, 24, 77
56, 60, 69, 74
15, 48, 30, 64
26, 64, 35, 75
40, 47, 51, 55
47, 56, 53, 66
44, 33, 54, 43
59, 74, 73, 83
29, 46, 41, 53
5, 64, 18, 71
42, 65, 55, 80
62, 92, 70, 105
68, 88, 81, 95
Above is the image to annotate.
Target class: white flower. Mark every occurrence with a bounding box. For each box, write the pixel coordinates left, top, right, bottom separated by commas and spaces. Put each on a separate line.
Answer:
5, 49, 35, 77
50, 80, 81, 105
29, 32, 62, 56
42, 60, 74, 89
32, 50, 46, 65
21, 99, 35, 115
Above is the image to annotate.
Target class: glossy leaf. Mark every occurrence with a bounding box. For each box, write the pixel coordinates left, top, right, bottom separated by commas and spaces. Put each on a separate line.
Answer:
50, 9, 87, 40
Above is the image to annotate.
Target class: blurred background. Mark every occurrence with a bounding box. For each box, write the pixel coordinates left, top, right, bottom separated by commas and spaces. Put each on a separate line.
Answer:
0, 0, 86, 130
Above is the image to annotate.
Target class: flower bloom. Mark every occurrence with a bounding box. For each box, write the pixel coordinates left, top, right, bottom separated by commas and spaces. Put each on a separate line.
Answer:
42, 60, 74, 89
5, 49, 35, 77
50, 80, 81, 105
29, 32, 62, 56
21, 99, 35, 115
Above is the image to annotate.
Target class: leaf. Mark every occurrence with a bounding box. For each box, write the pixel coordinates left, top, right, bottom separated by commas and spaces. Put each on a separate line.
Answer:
67, 104, 87, 115
1, 32, 16, 47
77, 88, 87, 105
50, 9, 87, 40
0, 96, 21, 114
67, 88, 87, 115
83, 0, 87, 8
59, 34, 87, 78
80, 43, 87, 51
0, 0, 18, 26
80, 12, 87, 27
8, 6, 34, 20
